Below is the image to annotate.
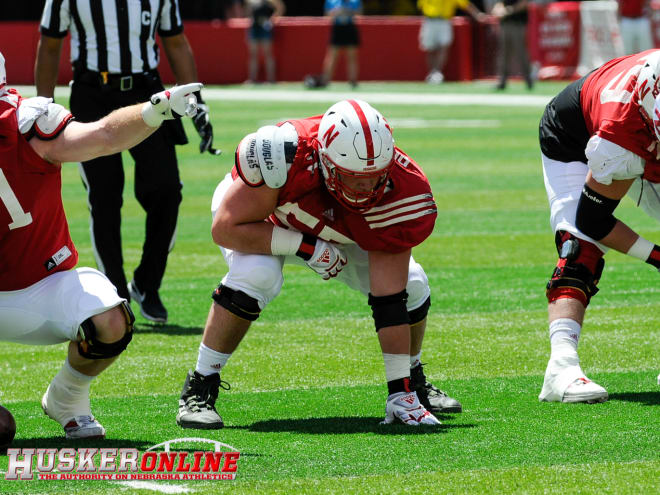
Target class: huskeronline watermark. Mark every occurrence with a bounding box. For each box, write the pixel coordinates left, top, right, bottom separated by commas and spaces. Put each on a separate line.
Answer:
4, 438, 240, 481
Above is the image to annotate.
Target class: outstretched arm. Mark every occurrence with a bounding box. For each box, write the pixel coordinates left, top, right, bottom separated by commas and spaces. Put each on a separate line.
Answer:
31, 83, 202, 164
31, 104, 157, 164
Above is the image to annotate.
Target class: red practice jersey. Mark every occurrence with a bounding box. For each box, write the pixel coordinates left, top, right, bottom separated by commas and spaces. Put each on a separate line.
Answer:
581, 49, 660, 180
233, 116, 437, 253
0, 89, 78, 290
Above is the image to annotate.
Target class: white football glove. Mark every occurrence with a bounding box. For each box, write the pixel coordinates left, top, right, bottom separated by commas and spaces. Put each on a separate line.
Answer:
141, 82, 203, 127
306, 239, 347, 280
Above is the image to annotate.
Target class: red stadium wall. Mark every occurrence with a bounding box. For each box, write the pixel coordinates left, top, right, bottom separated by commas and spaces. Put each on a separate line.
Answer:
0, 17, 474, 85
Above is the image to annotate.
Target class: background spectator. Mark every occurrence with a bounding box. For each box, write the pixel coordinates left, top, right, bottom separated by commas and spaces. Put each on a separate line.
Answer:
418, 0, 486, 84
491, 0, 533, 89
245, 0, 286, 84
305, 0, 363, 88
618, 0, 654, 55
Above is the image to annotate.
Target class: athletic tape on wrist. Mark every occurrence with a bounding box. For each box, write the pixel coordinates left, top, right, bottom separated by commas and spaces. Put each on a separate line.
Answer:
141, 102, 164, 127
626, 236, 655, 261
270, 226, 304, 256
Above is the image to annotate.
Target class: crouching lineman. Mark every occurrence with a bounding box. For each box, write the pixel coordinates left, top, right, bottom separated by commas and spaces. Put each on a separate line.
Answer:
539, 48, 660, 403
176, 99, 461, 428
0, 51, 202, 438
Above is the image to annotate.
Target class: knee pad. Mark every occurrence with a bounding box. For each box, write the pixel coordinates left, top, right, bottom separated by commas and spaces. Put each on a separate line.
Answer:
212, 284, 262, 321
408, 296, 431, 325
77, 301, 135, 360
546, 231, 605, 307
368, 290, 410, 331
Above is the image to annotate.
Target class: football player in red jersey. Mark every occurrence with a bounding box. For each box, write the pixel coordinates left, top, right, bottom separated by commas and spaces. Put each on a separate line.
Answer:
0, 51, 201, 439
177, 99, 460, 428
539, 49, 660, 403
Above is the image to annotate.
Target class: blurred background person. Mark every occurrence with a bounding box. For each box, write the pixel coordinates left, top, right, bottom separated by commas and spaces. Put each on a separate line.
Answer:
245, 0, 286, 84
618, 0, 654, 55
491, 0, 533, 90
418, 0, 486, 84
305, 0, 362, 88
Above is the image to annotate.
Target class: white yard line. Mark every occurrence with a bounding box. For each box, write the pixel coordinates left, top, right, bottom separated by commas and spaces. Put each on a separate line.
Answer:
114, 480, 191, 494
14, 85, 551, 107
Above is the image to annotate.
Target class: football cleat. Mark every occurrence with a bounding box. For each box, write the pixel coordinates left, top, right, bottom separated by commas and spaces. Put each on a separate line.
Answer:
381, 391, 441, 426
62, 416, 106, 440
562, 378, 608, 404
539, 356, 608, 403
176, 370, 225, 429
128, 280, 168, 323
410, 363, 462, 413
42, 388, 105, 439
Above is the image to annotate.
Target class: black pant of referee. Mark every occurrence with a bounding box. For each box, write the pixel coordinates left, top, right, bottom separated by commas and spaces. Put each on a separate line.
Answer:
71, 71, 185, 321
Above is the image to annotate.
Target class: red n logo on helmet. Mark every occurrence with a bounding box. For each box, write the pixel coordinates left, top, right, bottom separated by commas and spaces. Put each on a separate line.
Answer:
323, 124, 340, 147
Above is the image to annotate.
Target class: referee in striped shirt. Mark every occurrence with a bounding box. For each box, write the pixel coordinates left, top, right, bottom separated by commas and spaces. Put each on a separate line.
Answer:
35, 0, 218, 324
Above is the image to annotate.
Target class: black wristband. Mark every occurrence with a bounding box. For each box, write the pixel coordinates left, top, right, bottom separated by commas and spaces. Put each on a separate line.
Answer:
296, 233, 317, 261
646, 245, 660, 269
194, 91, 204, 104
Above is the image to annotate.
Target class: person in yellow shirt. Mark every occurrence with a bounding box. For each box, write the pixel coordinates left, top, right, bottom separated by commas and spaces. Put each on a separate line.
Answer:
418, 0, 486, 83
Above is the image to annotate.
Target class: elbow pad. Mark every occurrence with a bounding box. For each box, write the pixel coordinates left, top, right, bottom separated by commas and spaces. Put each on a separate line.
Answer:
575, 184, 620, 241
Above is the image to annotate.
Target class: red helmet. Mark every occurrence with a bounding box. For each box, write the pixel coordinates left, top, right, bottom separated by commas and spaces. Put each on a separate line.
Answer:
317, 99, 394, 211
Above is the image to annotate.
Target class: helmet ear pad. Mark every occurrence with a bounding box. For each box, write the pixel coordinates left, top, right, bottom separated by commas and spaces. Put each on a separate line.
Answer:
317, 99, 394, 211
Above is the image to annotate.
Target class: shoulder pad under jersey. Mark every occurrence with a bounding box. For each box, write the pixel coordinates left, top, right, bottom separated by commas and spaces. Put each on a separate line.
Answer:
17, 97, 73, 139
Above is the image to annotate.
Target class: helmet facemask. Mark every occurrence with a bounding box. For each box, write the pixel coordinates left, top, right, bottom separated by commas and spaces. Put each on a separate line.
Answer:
320, 151, 392, 211
317, 99, 395, 212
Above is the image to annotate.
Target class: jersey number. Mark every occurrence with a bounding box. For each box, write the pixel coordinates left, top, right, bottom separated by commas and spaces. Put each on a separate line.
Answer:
0, 169, 33, 230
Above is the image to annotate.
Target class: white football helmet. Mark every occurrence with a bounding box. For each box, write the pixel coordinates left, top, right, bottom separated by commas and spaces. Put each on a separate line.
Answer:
0, 51, 6, 95
634, 50, 660, 141
317, 99, 394, 211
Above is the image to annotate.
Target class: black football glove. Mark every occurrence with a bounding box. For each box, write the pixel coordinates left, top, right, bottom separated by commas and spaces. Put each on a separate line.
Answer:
192, 91, 221, 155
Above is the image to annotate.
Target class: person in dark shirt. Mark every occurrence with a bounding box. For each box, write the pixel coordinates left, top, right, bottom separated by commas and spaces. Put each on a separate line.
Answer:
245, 0, 285, 84
491, 0, 533, 89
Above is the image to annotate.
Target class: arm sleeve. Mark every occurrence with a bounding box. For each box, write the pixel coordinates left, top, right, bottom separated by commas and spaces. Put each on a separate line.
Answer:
585, 135, 645, 185
158, 0, 185, 37
39, 0, 71, 38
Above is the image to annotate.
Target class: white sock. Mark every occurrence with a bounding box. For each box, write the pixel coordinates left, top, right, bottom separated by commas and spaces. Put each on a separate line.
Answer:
382, 353, 410, 382
195, 343, 232, 376
549, 318, 581, 359
410, 352, 422, 369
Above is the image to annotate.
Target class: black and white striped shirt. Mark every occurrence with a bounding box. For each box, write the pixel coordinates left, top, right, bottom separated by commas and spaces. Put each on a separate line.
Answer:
40, 0, 184, 74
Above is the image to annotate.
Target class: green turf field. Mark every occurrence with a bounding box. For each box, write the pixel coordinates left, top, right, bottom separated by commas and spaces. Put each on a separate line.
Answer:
0, 81, 658, 494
